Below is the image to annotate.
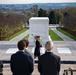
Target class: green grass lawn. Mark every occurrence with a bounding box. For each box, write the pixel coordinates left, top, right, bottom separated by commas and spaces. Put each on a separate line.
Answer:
23, 34, 29, 40
49, 30, 63, 41
57, 28, 76, 41
22, 30, 63, 41
5, 28, 28, 41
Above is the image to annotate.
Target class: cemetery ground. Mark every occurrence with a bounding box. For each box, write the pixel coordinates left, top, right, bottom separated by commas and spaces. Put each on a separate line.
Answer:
13, 25, 76, 41
57, 28, 76, 40
23, 28, 75, 41
23, 30, 63, 41
4, 27, 76, 41
5, 28, 28, 41
22, 29, 64, 41
23, 34, 29, 39
49, 30, 63, 41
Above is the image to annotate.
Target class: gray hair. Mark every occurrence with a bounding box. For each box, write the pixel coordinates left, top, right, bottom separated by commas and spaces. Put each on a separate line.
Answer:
45, 41, 53, 51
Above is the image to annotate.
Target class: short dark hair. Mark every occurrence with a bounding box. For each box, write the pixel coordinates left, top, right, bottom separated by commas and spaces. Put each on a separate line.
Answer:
23, 39, 29, 47
17, 40, 26, 50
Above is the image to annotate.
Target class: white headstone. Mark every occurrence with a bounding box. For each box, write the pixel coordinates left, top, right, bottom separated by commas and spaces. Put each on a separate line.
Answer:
28, 17, 52, 46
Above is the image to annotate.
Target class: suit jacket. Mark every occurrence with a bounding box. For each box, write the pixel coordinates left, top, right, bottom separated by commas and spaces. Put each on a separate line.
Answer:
38, 52, 61, 75
0, 61, 3, 75
10, 51, 34, 75
24, 50, 33, 63
34, 40, 42, 56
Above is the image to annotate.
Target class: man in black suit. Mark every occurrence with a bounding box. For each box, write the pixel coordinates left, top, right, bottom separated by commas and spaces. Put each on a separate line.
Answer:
10, 40, 34, 75
38, 41, 61, 75
0, 60, 3, 75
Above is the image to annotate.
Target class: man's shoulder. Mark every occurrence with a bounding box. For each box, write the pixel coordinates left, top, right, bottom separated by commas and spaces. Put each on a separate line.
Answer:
11, 51, 21, 58
40, 52, 60, 58
39, 53, 46, 58
52, 53, 60, 59
25, 51, 33, 58
24, 51, 33, 61
25, 51, 31, 55
11, 52, 17, 58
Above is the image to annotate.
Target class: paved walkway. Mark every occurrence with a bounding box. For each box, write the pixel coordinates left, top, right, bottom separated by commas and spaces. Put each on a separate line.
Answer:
0, 41, 76, 61
10, 30, 29, 41
52, 29, 74, 41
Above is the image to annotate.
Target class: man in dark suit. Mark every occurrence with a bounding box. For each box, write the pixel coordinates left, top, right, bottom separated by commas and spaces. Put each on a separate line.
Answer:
0, 60, 3, 75
38, 41, 61, 75
10, 40, 34, 75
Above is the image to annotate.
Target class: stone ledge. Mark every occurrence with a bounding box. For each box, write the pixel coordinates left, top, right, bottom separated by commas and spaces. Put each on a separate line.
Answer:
1, 60, 76, 64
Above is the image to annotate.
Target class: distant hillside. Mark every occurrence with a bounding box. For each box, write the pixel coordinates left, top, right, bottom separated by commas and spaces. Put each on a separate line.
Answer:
35, 3, 76, 9
0, 2, 76, 12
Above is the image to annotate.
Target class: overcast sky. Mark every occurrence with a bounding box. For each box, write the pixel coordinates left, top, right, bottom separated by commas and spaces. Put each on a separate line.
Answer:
0, 0, 76, 4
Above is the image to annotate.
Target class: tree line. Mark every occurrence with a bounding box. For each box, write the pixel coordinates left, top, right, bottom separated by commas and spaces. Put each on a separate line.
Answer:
0, 5, 38, 40
0, 12, 25, 40
0, 5, 76, 40
61, 7, 76, 31
38, 7, 76, 32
